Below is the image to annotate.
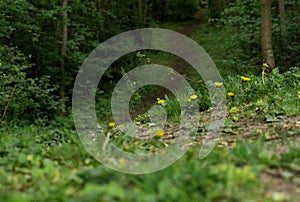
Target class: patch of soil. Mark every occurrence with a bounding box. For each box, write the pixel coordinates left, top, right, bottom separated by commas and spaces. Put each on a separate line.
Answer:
213, 115, 300, 148
233, 115, 300, 152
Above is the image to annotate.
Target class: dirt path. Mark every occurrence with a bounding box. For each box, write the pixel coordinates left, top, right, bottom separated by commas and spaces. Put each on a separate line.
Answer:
130, 20, 203, 118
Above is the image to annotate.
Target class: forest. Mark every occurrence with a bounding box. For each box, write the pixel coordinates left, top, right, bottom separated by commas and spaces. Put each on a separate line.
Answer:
1, 0, 300, 201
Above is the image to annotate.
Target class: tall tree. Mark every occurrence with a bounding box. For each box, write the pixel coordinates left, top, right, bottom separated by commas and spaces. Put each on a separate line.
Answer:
261, 0, 275, 72
60, 0, 68, 114
138, 0, 144, 26
278, 0, 287, 49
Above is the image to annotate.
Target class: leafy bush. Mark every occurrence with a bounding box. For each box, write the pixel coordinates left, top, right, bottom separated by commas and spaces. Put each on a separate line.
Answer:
220, 0, 261, 66
0, 46, 59, 124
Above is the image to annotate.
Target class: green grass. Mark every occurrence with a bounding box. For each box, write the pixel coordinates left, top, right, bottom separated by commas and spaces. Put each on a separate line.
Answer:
191, 24, 260, 77
2, 72, 300, 201
1, 122, 299, 201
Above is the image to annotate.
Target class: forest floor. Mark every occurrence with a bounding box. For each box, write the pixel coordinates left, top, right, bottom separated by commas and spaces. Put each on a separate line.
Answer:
222, 115, 300, 201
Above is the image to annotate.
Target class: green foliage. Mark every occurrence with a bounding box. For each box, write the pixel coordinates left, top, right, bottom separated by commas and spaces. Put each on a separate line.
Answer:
134, 66, 300, 127
0, 123, 265, 202
1, 1, 300, 201
220, 0, 261, 65
5, 120, 299, 202
273, 7, 300, 67
220, 0, 300, 69
192, 24, 259, 76
0, 46, 59, 123
207, 0, 226, 19
0, 0, 40, 45
226, 68, 300, 110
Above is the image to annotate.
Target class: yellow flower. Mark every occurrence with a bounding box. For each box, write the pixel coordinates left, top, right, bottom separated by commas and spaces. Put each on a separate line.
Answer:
255, 99, 265, 107
229, 106, 239, 114
298, 95, 300, 99
263, 63, 269, 68
227, 92, 234, 97
146, 58, 151, 64
297, 91, 300, 95
119, 158, 127, 167
26, 155, 34, 162
155, 129, 165, 137
232, 116, 239, 121
214, 82, 223, 87
157, 98, 165, 105
241, 76, 251, 82
108, 122, 116, 128
189, 95, 198, 100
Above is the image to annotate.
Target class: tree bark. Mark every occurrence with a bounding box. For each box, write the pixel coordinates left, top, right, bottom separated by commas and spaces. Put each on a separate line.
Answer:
143, 0, 150, 26
138, 0, 144, 26
278, 0, 289, 68
261, 0, 275, 72
59, 0, 68, 114
278, 0, 287, 49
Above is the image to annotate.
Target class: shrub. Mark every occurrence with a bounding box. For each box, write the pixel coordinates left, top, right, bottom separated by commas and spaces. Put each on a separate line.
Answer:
0, 46, 59, 124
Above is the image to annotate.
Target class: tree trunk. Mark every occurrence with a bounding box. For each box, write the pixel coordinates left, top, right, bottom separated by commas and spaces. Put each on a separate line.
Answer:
278, 0, 287, 49
59, 0, 68, 114
278, 0, 289, 67
261, 0, 275, 72
138, 0, 144, 26
143, 0, 150, 25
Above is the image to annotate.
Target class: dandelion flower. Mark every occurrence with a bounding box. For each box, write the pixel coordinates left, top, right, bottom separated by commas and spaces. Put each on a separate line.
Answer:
298, 95, 300, 99
232, 116, 239, 122
146, 58, 151, 64
297, 91, 300, 95
263, 63, 269, 68
190, 95, 198, 100
241, 76, 251, 82
157, 98, 166, 105
227, 92, 234, 97
26, 155, 34, 162
255, 99, 265, 107
119, 158, 127, 167
108, 122, 116, 128
214, 82, 223, 87
229, 106, 239, 114
155, 129, 165, 137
